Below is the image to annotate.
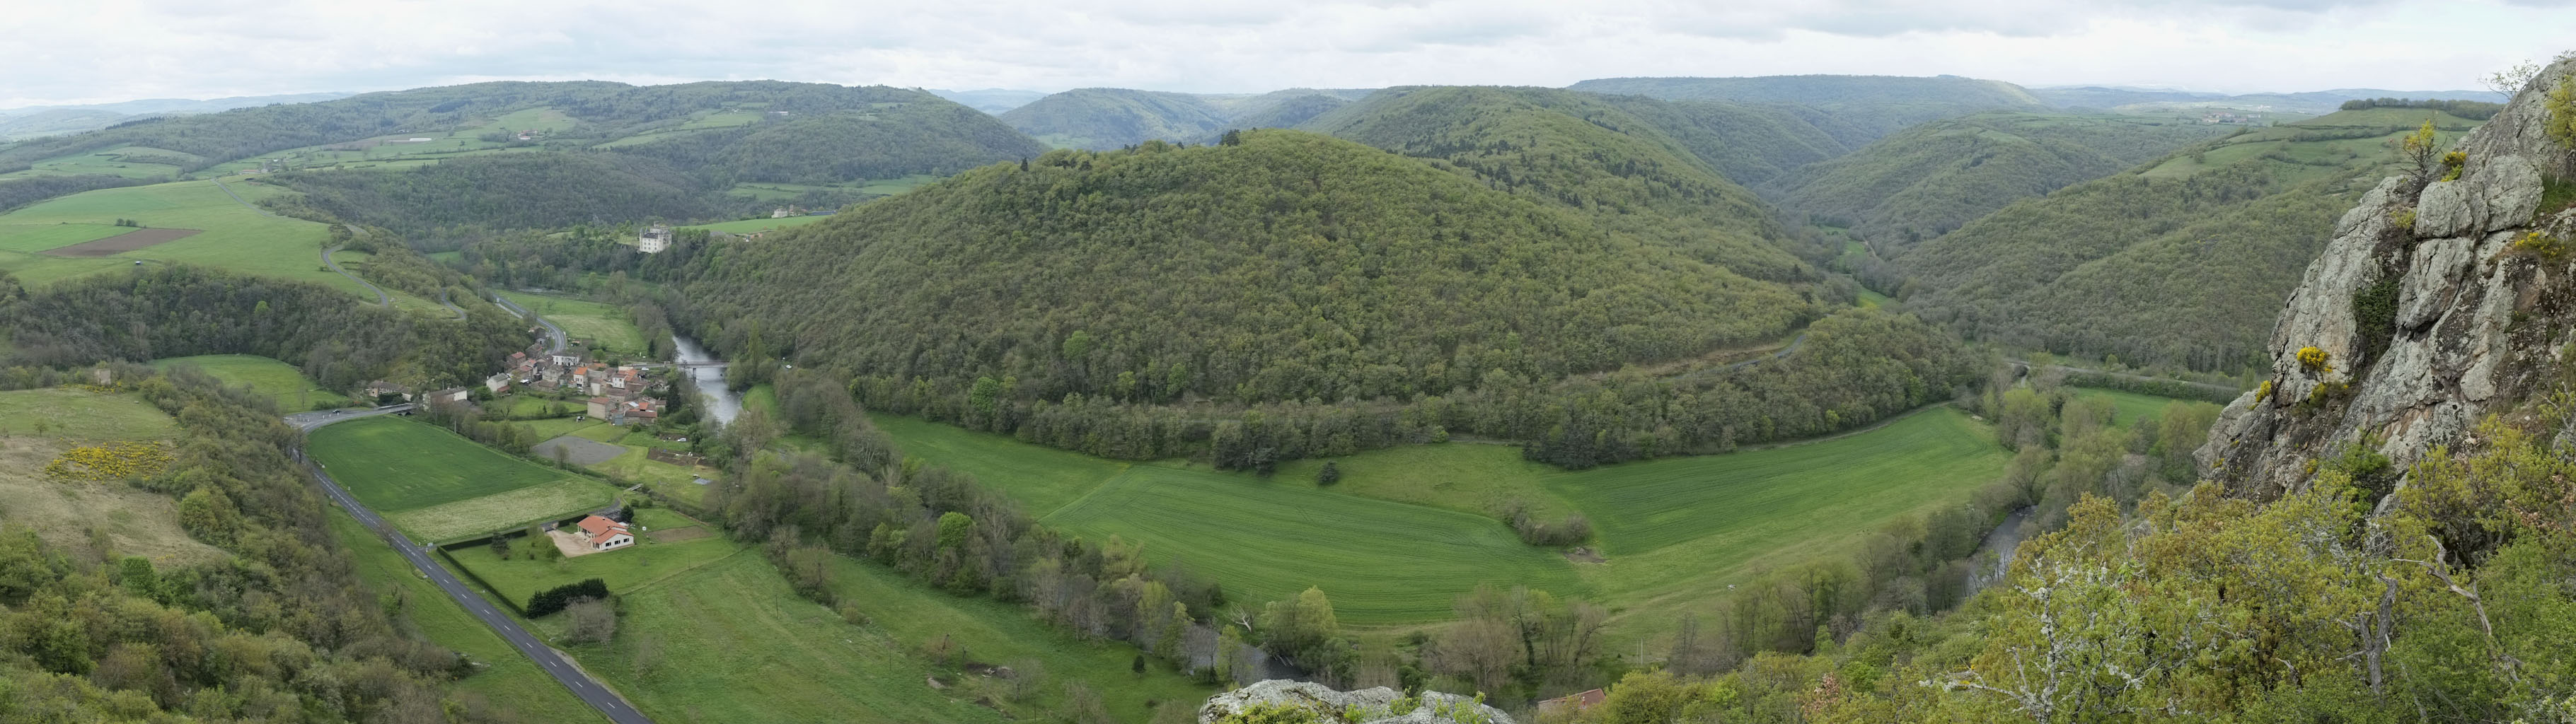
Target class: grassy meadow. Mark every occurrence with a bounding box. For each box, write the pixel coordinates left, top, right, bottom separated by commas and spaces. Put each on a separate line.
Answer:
152, 354, 348, 410
308, 416, 608, 541
0, 387, 219, 566
497, 291, 646, 354
877, 405, 2016, 631
0, 180, 374, 294
680, 215, 831, 235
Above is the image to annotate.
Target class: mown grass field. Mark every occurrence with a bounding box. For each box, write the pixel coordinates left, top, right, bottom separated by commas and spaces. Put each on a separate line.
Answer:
449, 515, 739, 604
0, 180, 374, 295
882, 406, 2015, 631
308, 415, 570, 510
0, 387, 180, 440
497, 291, 645, 354
0, 223, 129, 253
0, 146, 194, 180
151, 354, 348, 410
387, 477, 612, 544
2074, 387, 2200, 429
328, 512, 604, 723
680, 215, 831, 235
1047, 463, 1582, 626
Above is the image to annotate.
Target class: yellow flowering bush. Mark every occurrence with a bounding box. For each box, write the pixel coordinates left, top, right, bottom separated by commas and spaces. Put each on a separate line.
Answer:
45, 440, 173, 482
2296, 346, 2332, 373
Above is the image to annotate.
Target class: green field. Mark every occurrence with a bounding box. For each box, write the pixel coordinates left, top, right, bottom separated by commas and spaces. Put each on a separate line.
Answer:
498, 291, 646, 354
881, 407, 2014, 631
0, 223, 130, 253
328, 513, 605, 723
151, 354, 347, 410
387, 477, 613, 543
2074, 387, 2201, 429
306, 416, 610, 544
681, 215, 831, 235
449, 513, 740, 604
1046, 462, 1582, 626
0, 179, 386, 298
525, 551, 1205, 723
0, 146, 196, 180
0, 387, 180, 440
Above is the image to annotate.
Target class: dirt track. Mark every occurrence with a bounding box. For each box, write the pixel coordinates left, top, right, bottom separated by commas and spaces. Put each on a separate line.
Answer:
42, 228, 201, 257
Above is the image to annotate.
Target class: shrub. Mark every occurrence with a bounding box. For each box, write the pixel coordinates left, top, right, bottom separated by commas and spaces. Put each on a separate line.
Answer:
2391, 208, 2418, 231
1315, 461, 1341, 486
2440, 151, 2468, 181
526, 578, 609, 617
2350, 274, 2403, 366
2512, 230, 2570, 262
2296, 346, 2333, 373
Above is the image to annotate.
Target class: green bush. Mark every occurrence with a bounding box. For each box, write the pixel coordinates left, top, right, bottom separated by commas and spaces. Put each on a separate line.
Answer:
526, 578, 608, 617
2548, 75, 2576, 148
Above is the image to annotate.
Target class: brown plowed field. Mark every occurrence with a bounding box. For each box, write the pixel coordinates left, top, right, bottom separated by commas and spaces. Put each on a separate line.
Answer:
42, 228, 202, 257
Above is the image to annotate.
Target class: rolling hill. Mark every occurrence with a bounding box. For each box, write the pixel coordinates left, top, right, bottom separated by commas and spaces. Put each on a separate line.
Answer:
1566, 74, 2050, 144
681, 128, 1822, 404
1770, 112, 2232, 254
1892, 106, 2487, 370
998, 88, 1233, 149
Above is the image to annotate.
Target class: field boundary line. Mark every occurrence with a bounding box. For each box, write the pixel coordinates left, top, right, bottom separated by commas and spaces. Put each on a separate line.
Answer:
617, 544, 749, 596
1033, 461, 1137, 523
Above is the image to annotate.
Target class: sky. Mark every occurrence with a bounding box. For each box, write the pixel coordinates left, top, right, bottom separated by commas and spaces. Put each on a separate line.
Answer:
6, 0, 2575, 108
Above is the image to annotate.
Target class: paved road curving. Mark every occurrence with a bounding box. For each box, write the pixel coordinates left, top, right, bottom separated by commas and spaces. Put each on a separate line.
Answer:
293, 407, 650, 724
323, 245, 392, 308
493, 294, 568, 354
437, 288, 466, 320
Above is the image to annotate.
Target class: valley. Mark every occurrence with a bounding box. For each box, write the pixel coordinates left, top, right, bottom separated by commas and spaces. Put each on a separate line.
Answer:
0, 43, 2565, 724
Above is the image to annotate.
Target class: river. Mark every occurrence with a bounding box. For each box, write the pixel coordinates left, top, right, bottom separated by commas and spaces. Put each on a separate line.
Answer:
671, 334, 741, 425
1965, 506, 2035, 595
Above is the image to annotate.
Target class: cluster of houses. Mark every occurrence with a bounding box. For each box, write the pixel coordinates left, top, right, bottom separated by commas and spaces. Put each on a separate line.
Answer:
2200, 111, 2265, 124
492, 347, 671, 426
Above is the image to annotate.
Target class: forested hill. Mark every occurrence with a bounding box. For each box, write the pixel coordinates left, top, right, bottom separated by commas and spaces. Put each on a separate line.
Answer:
1, 80, 1036, 179
1890, 107, 2487, 370
1300, 86, 1818, 281
1566, 74, 2050, 143
1772, 112, 2231, 253
998, 88, 1233, 149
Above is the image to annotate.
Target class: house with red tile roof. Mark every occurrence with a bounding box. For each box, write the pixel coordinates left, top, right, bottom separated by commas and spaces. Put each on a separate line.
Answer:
574, 515, 633, 551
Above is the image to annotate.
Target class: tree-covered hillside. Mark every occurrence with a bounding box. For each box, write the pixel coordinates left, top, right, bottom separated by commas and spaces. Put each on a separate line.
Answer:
1567, 74, 2050, 143
612, 102, 1044, 185
684, 130, 1813, 407
1772, 112, 2231, 254
999, 88, 1233, 149
1300, 86, 1818, 281
1589, 96, 1855, 185
1893, 107, 2484, 370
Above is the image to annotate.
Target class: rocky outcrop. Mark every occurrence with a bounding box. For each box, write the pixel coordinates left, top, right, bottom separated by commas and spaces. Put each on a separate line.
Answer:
2197, 59, 2576, 497
1199, 680, 1515, 724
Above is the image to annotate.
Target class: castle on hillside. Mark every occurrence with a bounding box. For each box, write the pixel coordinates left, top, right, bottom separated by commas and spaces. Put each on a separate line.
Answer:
638, 225, 673, 254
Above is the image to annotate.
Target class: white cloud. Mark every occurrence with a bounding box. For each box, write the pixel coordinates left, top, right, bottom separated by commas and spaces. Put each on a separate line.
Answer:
3, 0, 2571, 107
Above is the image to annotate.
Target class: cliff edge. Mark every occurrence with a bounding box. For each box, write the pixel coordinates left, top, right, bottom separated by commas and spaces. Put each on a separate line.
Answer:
2198, 59, 2576, 497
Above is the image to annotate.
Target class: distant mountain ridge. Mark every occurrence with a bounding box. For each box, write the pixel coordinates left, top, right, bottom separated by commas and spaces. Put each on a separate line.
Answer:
2031, 86, 2494, 114
0, 91, 354, 141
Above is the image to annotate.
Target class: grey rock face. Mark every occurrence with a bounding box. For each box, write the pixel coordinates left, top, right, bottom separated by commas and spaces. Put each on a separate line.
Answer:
2196, 59, 2576, 497
1199, 680, 1515, 724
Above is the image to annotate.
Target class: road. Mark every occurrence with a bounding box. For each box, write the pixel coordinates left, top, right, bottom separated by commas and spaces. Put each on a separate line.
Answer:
494, 294, 568, 354
293, 409, 651, 724
322, 245, 392, 308
437, 288, 466, 320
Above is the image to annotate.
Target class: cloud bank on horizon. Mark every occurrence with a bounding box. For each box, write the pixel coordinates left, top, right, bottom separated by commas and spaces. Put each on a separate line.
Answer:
6, 0, 2573, 107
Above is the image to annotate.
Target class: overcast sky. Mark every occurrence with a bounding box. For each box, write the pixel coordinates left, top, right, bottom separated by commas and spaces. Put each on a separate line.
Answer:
6, 0, 2573, 108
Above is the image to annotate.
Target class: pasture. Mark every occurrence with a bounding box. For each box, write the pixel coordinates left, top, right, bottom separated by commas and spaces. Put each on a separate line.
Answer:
0, 180, 379, 298
0, 223, 130, 254
0, 387, 216, 565
681, 215, 830, 235
152, 354, 348, 410
328, 513, 602, 723
0, 387, 180, 440
448, 511, 739, 604
0, 146, 196, 180
531, 552, 1205, 724
304, 415, 617, 545
879, 406, 2016, 630
1046, 464, 1583, 626
386, 477, 612, 544
2073, 387, 2200, 429
497, 291, 646, 354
